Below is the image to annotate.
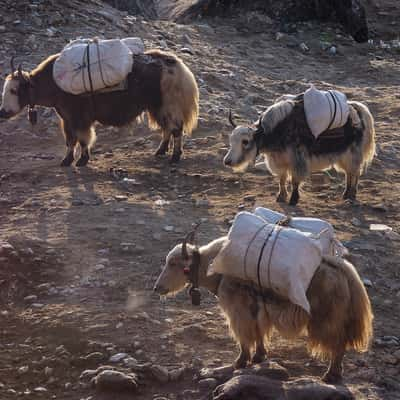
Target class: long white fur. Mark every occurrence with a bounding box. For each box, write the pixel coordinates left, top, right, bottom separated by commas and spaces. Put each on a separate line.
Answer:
260, 99, 295, 133
1, 79, 21, 115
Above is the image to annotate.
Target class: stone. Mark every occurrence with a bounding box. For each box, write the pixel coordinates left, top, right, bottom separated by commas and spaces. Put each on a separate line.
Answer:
93, 370, 138, 392
370, 223, 392, 232
150, 364, 170, 383
80, 369, 98, 380
234, 361, 289, 381
195, 199, 210, 207
85, 352, 105, 363
169, 367, 185, 381
299, 42, 309, 52
163, 225, 175, 232
351, 218, 362, 227
24, 295, 38, 302
199, 365, 234, 382
33, 387, 47, 393
109, 353, 129, 363
198, 378, 218, 391
44, 367, 53, 376
123, 357, 139, 368
18, 366, 29, 374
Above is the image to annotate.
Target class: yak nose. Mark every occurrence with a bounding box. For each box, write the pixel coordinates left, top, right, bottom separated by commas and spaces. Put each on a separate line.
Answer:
224, 158, 232, 166
153, 284, 168, 295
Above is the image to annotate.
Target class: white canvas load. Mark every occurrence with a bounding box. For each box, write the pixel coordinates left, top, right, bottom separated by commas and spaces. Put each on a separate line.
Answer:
121, 37, 145, 55
209, 212, 323, 314
254, 207, 348, 257
53, 38, 139, 95
304, 85, 350, 138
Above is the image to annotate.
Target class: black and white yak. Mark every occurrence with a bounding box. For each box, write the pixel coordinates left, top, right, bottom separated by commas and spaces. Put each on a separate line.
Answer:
0, 51, 199, 166
223, 95, 375, 205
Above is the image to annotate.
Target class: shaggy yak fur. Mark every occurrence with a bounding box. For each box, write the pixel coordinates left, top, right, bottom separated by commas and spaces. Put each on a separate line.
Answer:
0, 50, 199, 165
154, 237, 373, 384
224, 96, 375, 205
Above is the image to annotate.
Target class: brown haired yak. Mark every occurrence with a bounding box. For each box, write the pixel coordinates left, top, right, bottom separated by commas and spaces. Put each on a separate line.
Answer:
154, 235, 373, 384
0, 51, 199, 165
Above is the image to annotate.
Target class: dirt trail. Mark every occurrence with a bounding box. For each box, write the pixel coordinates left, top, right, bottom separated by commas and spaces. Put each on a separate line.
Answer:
0, 1, 399, 399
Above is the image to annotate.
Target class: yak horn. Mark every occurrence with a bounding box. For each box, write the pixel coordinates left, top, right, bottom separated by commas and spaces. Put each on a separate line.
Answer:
181, 222, 201, 259
228, 109, 237, 128
10, 56, 15, 73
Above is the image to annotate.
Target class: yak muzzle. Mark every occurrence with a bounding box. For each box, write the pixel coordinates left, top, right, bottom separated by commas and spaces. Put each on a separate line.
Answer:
153, 284, 168, 296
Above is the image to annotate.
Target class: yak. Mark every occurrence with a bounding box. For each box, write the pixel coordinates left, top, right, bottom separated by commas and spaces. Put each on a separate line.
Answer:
0, 51, 199, 165
223, 95, 375, 205
154, 231, 373, 384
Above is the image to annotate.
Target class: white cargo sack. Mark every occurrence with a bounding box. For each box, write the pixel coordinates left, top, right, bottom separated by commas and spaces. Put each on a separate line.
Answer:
209, 212, 323, 314
304, 85, 350, 138
254, 207, 348, 257
53, 38, 138, 95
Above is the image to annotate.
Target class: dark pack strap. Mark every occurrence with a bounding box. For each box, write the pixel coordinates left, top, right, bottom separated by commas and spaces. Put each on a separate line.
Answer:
326, 91, 338, 131
85, 43, 96, 116
244, 224, 270, 281
95, 41, 108, 88
256, 225, 275, 293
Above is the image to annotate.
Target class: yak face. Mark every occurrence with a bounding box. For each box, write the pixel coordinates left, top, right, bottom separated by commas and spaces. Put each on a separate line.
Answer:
154, 243, 194, 296
0, 76, 21, 119
224, 126, 258, 172
0, 72, 31, 120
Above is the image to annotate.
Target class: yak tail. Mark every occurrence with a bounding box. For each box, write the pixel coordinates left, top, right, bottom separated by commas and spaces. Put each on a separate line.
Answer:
323, 255, 373, 353
146, 50, 199, 136
349, 101, 376, 173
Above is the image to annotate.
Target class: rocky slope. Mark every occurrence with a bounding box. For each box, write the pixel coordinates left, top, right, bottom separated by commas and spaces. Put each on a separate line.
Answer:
0, 0, 399, 399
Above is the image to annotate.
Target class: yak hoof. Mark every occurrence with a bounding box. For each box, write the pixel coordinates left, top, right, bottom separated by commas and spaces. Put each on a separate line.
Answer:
76, 156, 89, 167
251, 353, 266, 364
322, 371, 343, 384
60, 154, 74, 167
170, 153, 181, 164
289, 196, 299, 206
343, 191, 356, 201
276, 193, 288, 203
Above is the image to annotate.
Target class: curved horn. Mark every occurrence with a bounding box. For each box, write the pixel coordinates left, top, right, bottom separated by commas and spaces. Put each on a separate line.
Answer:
181, 222, 201, 259
10, 57, 15, 73
228, 109, 237, 128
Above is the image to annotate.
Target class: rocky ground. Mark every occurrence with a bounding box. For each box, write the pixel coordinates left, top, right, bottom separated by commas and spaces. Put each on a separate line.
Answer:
0, 0, 399, 399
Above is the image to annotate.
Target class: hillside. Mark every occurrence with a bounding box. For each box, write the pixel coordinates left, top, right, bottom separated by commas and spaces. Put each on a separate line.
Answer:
0, 0, 399, 399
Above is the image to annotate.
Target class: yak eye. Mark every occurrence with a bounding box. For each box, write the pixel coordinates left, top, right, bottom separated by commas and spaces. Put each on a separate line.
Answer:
10, 89, 17, 95
242, 139, 249, 146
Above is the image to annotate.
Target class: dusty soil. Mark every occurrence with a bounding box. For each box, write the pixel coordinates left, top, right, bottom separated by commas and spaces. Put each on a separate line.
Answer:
0, 1, 399, 399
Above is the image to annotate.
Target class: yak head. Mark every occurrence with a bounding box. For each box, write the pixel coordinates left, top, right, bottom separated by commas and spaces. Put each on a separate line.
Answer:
223, 110, 261, 173
0, 58, 32, 120
154, 228, 198, 296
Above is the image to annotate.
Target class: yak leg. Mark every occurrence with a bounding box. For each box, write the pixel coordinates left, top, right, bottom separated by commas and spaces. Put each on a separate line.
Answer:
170, 126, 183, 164
289, 179, 301, 206
234, 342, 251, 369
76, 127, 95, 167
60, 120, 77, 167
155, 130, 171, 157
322, 350, 344, 384
251, 338, 267, 364
343, 172, 359, 200
276, 172, 289, 203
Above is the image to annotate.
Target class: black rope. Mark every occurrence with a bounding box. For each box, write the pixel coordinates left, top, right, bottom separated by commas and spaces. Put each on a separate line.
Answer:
95, 41, 108, 88
256, 225, 275, 293
326, 90, 338, 131
85, 43, 96, 118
